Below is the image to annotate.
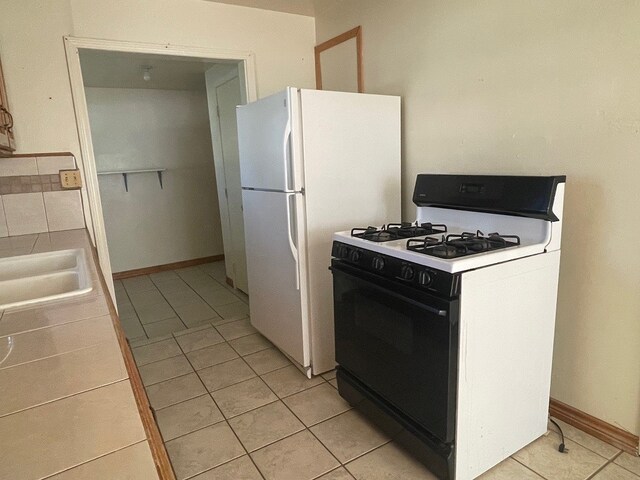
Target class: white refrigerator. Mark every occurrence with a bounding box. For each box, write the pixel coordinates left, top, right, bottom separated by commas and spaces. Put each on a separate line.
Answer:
237, 87, 400, 376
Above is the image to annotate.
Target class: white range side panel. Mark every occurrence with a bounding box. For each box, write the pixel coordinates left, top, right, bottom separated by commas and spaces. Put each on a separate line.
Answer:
299, 89, 401, 374
455, 251, 561, 480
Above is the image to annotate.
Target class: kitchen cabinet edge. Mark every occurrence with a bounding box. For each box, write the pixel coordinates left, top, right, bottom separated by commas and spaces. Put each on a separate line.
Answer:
90, 245, 177, 480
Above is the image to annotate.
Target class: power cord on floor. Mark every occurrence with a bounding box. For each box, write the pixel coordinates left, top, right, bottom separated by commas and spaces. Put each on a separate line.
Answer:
549, 417, 569, 453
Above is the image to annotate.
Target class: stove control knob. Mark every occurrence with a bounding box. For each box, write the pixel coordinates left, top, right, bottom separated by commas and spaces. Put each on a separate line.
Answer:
400, 265, 414, 280
372, 256, 385, 271
349, 249, 362, 263
335, 244, 349, 259
418, 270, 433, 287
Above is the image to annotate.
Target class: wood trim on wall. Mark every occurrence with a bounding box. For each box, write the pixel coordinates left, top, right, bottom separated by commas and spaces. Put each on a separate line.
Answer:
550, 398, 639, 455
113, 255, 224, 280
315, 26, 363, 93
91, 245, 176, 479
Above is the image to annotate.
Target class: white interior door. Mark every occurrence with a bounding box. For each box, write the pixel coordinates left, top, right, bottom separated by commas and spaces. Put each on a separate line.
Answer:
215, 76, 248, 293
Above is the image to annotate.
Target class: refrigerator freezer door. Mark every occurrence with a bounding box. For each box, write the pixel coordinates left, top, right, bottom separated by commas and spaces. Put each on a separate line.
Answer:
237, 87, 299, 192
241, 189, 310, 367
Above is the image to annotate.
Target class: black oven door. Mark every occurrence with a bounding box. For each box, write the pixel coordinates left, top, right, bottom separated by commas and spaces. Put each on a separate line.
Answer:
331, 259, 459, 444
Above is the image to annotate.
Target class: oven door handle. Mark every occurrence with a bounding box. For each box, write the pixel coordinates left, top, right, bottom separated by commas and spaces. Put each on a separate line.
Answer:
330, 264, 448, 317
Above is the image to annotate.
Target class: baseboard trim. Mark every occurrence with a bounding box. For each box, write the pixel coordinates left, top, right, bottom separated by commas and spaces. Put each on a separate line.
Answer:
225, 276, 234, 288
113, 255, 224, 280
550, 398, 639, 454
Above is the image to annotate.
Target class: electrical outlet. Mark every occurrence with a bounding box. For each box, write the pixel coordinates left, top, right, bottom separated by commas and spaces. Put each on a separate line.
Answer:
59, 169, 82, 189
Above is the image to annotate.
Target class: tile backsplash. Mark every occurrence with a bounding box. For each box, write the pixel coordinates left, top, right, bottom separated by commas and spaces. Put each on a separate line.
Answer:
0, 154, 85, 237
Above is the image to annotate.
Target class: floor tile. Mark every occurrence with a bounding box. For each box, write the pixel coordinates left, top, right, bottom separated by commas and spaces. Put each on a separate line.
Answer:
187, 342, 239, 370
345, 441, 438, 480
550, 418, 621, 459
146, 373, 207, 410
132, 337, 183, 366
283, 383, 352, 427
477, 457, 543, 479
46, 441, 157, 480
122, 275, 156, 293
138, 355, 193, 386
228, 400, 305, 452
316, 468, 356, 480
216, 318, 257, 341
163, 289, 202, 307
128, 289, 165, 308
173, 323, 211, 337
310, 409, 392, 463
244, 347, 291, 375
322, 370, 337, 380
229, 332, 273, 356
592, 462, 640, 480
143, 316, 187, 338
175, 326, 225, 353
214, 301, 250, 321
329, 378, 338, 388
136, 301, 177, 324
251, 430, 339, 480
155, 394, 224, 441
198, 357, 256, 391
513, 432, 608, 480
261, 364, 324, 398
173, 301, 219, 326
199, 287, 239, 307
192, 455, 263, 480
120, 315, 146, 339
615, 452, 640, 476
212, 377, 278, 418
166, 422, 245, 480
129, 334, 172, 348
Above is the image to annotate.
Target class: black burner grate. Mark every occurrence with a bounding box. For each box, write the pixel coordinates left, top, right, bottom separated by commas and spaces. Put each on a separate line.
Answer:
406, 231, 521, 258
351, 222, 447, 242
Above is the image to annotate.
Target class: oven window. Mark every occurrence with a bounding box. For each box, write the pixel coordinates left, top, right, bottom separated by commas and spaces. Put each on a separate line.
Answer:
333, 264, 458, 443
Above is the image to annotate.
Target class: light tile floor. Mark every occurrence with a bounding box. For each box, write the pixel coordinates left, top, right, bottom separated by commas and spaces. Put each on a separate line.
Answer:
122, 263, 640, 480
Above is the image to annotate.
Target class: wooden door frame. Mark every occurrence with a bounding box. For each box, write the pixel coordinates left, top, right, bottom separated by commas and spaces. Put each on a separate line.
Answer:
64, 36, 257, 302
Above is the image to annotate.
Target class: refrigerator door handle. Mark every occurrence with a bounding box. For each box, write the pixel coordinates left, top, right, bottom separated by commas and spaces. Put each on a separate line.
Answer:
285, 192, 300, 290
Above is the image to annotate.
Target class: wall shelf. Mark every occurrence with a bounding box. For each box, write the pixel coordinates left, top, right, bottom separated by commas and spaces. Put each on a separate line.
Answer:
97, 168, 167, 192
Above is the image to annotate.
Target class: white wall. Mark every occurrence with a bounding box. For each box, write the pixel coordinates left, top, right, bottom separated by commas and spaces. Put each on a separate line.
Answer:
0, 0, 316, 237
85, 87, 223, 272
314, 0, 640, 436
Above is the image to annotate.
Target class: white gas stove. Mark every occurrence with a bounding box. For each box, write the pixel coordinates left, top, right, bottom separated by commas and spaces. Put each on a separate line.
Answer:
330, 174, 566, 480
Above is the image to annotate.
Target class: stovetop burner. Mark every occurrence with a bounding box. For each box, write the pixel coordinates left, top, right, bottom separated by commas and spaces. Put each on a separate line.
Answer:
351, 222, 447, 242
406, 230, 521, 259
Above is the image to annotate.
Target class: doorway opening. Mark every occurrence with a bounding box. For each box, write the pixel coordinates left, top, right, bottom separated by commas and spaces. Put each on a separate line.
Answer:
67, 39, 253, 342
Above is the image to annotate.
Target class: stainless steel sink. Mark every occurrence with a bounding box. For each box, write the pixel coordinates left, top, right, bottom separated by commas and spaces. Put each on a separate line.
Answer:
0, 249, 93, 310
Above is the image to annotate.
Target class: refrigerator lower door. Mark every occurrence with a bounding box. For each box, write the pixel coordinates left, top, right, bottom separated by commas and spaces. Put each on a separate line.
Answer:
241, 189, 310, 368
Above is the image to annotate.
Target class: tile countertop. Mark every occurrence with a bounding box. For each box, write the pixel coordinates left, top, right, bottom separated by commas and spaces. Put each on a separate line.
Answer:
0, 229, 160, 480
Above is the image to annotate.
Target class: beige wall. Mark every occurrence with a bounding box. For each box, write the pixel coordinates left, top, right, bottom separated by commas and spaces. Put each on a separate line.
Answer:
86, 87, 224, 272
0, 0, 316, 238
315, 0, 640, 436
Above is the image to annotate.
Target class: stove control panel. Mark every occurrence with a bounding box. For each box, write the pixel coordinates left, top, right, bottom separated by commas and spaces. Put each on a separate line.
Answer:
331, 241, 460, 297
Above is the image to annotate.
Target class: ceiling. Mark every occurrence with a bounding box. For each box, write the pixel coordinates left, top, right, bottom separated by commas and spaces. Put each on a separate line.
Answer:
204, 0, 315, 17
79, 50, 238, 91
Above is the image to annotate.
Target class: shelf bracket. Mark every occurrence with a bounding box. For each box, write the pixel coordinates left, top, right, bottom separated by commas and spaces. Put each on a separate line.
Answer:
122, 172, 129, 192
157, 170, 164, 189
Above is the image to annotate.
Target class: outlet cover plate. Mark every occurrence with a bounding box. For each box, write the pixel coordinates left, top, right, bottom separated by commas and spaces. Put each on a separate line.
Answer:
60, 169, 82, 189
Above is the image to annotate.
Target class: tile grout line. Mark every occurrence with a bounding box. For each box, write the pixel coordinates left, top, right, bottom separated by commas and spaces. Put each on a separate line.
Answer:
169, 323, 268, 480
